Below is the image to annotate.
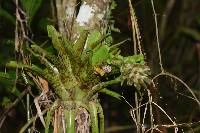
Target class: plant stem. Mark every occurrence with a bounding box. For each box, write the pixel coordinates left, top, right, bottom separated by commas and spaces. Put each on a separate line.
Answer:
45, 100, 58, 133
98, 104, 104, 133
135, 92, 141, 133
65, 109, 76, 133
89, 102, 99, 133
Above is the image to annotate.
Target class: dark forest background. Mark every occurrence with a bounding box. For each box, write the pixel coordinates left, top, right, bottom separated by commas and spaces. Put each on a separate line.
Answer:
0, 0, 200, 132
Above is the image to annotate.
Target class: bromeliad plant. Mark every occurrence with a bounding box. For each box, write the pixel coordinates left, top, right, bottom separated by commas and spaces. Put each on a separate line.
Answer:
5, 0, 151, 133
7, 25, 150, 132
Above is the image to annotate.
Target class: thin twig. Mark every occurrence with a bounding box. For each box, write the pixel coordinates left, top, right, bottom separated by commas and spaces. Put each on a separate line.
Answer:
151, 0, 164, 72
106, 125, 134, 133
152, 102, 177, 126
121, 96, 134, 108
147, 89, 154, 133
141, 102, 148, 132
152, 72, 200, 107
19, 108, 48, 133
155, 121, 200, 128
27, 93, 30, 133
134, 92, 141, 133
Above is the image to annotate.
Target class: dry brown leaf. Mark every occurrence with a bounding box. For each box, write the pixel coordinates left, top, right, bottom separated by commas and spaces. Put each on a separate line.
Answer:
38, 76, 49, 93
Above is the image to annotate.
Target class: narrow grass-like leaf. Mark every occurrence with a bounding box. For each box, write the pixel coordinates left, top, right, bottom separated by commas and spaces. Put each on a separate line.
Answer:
0, 8, 15, 25
21, 0, 42, 24
100, 88, 122, 100
73, 31, 88, 57
180, 27, 200, 41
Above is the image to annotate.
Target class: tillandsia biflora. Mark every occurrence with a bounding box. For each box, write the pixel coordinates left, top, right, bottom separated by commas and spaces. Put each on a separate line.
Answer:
6, 0, 151, 132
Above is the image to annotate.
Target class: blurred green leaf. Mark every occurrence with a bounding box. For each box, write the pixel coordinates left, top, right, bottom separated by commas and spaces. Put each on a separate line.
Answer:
0, 72, 16, 80
196, 15, 200, 25
11, 87, 21, 97
1, 39, 15, 46
87, 30, 101, 49
20, 0, 42, 24
1, 97, 11, 108
0, 8, 15, 25
180, 27, 200, 41
38, 18, 52, 32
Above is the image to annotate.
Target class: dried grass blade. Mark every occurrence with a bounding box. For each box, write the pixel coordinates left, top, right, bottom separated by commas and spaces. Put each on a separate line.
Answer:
34, 97, 46, 127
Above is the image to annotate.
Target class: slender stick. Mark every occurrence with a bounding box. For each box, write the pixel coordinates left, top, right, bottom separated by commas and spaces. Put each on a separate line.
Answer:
27, 93, 30, 133
147, 89, 154, 133
151, 0, 164, 72
135, 92, 141, 133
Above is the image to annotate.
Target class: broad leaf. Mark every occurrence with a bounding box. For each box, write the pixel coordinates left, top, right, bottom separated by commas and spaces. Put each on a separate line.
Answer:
92, 45, 110, 66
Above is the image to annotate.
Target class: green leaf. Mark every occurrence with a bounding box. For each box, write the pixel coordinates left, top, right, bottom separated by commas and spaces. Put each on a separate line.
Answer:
47, 25, 66, 55
180, 27, 200, 41
100, 88, 121, 100
92, 45, 110, 66
6, 61, 43, 74
73, 30, 88, 57
0, 8, 15, 25
38, 18, 52, 32
124, 54, 145, 64
0, 72, 16, 80
1, 97, 11, 108
87, 30, 101, 49
196, 15, 200, 26
21, 0, 42, 24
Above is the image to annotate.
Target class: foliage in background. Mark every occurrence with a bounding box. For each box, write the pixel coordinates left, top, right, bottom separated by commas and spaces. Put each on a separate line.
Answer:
0, 0, 200, 132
